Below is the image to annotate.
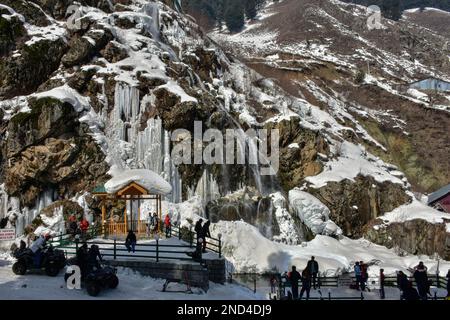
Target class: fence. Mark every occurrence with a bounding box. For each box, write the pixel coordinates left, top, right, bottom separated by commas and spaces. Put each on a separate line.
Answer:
48, 224, 223, 263
233, 273, 449, 300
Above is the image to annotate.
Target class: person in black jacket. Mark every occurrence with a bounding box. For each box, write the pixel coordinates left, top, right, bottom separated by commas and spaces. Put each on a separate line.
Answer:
86, 244, 103, 273
125, 230, 137, 253
200, 221, 211, 253
402, 281, 420, 301
194, 219, 203, 241
288, 266, 301, 300
397, 271, 409, 292
306, 256, 319, 289
76, 242, 89, 277
413, 262, 428, 300
446, 269, 450, 298
300, 269, 312, 300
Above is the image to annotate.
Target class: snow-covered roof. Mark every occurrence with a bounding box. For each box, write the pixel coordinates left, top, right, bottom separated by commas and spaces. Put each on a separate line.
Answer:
104, 169, 172, 196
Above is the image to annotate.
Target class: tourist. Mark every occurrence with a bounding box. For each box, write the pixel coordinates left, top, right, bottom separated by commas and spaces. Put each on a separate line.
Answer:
354, 262, 363, 291
125, 230, 137, 253
68, 214, 78, 236
86, 244, 103, 273
80, 217, 89, 241
76, 242, 89, 277
30, 234, 48, 267
146, 214, 152, 237
360, 261, 369, 291
270, 275, 278, 294
396, 270, 409, 292
288, 266, 301, 300
402, 281, 420, 301
187, 238, 203, 263
379, 268, 386, 299
446, 269, 450, 298
413, 261, 429, 300
300, 268, 312, 300
194, 218, 203, 241
152, 212, 159, 233
306, 256, 319, 289
164, 214, 171, 238
200, 220, 211, 253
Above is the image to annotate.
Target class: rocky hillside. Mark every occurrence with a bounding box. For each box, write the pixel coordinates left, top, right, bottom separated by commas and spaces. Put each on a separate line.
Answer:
209, 0, 450, 257
0, 0, 449, 265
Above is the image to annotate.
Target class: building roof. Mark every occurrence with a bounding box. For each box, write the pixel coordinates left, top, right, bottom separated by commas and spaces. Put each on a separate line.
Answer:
104, 169, 172, 196
428, 183, 450, 205
92, 185, 107, 194
409, 77, 450, 85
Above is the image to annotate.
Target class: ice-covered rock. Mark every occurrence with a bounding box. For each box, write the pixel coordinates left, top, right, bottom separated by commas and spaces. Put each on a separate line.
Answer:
288, 188, 342, 236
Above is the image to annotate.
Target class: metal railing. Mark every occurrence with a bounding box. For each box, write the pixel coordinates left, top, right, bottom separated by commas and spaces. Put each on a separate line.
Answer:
48, 224, 223, 263
58, 238, 197, 263
170, 225, 222, 258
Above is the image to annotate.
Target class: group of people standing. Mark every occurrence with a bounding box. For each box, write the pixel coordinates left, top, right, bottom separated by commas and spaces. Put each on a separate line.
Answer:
353, 261, 370, 292
194, 219, 211, 253
146, 213, 172, 238
67, 214, 90, 241
277, 258, 450, 300
395, 262, 448, 300
281, 257, 320, 300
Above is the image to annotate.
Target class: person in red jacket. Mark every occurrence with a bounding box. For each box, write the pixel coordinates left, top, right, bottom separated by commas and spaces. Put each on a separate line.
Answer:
80, 218, 89, 241
164, 214, 171, 238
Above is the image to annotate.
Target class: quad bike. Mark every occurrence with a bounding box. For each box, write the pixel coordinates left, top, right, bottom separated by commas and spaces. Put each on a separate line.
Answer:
12, 244, 66, 277
65, 257, 119, 297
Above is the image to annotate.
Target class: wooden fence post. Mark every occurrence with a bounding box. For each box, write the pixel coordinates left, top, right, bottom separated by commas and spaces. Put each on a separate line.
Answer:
156, 238, 159, 262
114, 238, 117, 260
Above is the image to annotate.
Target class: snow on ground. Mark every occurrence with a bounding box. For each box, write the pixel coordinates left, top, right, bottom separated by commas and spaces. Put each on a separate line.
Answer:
210, 220, 450, 276
0, 264, 263, 300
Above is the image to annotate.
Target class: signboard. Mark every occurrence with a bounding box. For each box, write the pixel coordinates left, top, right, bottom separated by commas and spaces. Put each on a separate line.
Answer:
0, 229, 15, 241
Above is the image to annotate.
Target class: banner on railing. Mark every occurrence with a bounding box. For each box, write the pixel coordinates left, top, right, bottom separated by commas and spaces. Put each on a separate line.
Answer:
0, 228, 15, 241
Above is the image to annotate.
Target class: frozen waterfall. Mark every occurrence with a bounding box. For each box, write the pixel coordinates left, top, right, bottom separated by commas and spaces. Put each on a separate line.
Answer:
106, 83, 182, 203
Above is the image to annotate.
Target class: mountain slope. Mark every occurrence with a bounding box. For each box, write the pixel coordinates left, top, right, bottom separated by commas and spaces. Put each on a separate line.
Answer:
0, 0, 449, 272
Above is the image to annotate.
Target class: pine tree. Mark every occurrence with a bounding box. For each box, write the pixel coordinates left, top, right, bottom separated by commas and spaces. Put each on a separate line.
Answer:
224, 0, 245, 32
245, 0, 258, 20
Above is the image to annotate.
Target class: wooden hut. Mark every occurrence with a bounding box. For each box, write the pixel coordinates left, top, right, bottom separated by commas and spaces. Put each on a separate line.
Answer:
93, 169, 172, 237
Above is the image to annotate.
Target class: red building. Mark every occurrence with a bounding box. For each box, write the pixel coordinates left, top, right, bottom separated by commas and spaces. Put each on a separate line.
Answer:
428, 184, 450, 213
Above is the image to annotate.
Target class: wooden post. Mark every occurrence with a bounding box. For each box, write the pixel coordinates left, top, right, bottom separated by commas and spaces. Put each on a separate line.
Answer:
138, 199, 141, 235
156, 237, 159, 262
158, 195, 162, 234
124, 200, 128, 233
101, 204, 106, 237
114, 238, 117, 260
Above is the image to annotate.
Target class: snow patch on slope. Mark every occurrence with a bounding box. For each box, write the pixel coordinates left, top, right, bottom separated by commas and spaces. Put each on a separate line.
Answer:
306, 142, 406, 188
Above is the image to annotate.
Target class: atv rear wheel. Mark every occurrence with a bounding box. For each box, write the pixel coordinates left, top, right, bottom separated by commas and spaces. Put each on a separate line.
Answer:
12, 261, 26, 275
108, 275, 119, 289
45, 264, 59, 277
86, 281, 101, 297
